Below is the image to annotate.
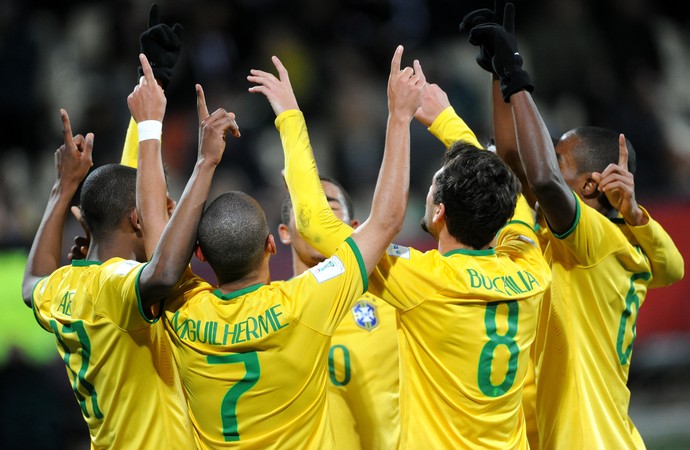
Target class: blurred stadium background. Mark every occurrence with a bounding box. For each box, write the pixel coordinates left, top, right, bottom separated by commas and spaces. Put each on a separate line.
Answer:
1, 0, 688, 448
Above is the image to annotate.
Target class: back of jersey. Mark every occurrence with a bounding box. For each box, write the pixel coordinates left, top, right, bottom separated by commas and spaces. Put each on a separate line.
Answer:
32, 259, 195, 449
163, 238, 368, 449
369, 217, 550, 449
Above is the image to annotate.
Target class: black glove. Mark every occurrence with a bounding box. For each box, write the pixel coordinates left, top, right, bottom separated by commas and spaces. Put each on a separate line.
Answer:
138, 4, 183, 90
459, 0, 506, 74
469, 3, 533, 102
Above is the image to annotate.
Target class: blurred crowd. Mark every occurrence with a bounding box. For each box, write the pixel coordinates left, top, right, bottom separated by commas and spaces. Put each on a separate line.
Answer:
1, 0, 690, 249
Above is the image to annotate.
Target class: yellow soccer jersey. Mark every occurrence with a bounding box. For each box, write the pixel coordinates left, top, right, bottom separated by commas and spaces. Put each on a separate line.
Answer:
367, 199, 551, 449
328, 292, 400, 450
427, 105, 483, 149
31, 259, 196, 450
533, 194, 665, 449
163, 238, 367, 449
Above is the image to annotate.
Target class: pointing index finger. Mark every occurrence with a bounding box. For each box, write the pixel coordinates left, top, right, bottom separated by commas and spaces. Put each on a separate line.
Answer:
148, 3, 160, 28
139, 53, 156, 85
60, 109, 74, 148
196, 84, 209, 123
618, 134, 629, 169
390, 45, 403, 75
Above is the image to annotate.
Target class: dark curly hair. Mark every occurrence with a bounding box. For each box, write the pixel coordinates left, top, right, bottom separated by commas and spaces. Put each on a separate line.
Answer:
433, 141, 521, 249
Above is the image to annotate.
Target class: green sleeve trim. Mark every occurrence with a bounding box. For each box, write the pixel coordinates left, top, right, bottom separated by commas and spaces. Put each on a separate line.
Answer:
551, 191, 581, 240
31, 277, 52, 332
345, 237, 368, 293
214, 283, 264, 300
135, 263, 158, 324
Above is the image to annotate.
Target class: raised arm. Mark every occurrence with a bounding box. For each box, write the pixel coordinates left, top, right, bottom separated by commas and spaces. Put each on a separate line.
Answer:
128, 53, 168, 259
348, 46, 421, 271
137, 85, 239, 308
248, 56, 352, 258
461, 1, 535, 206
250, 46, 421, 273
121, 3, 183, 167
22, 111, 93, 306
469, 4, 575, 234
414, 82, 482, 149
593, 134, 684, 286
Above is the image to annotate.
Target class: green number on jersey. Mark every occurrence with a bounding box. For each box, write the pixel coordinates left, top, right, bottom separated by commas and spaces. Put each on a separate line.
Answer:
478, 301, 519, 397
616, 272, 651, 365
49, 319, 104, 419
328, 344, 351, 386
207, 352, 260, 442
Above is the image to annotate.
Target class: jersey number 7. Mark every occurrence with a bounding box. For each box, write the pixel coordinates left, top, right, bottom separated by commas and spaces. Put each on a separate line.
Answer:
207, 351, 261, 441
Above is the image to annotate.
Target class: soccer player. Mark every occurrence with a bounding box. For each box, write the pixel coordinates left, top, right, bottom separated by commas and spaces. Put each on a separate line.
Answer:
467, 6, 685, 448
278, 177, 400, 450
21, 55, 196, 449
273, 51, 551, 448
134, 45, 419, 449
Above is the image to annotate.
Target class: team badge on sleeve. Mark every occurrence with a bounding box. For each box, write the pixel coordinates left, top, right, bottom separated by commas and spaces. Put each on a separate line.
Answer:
351, 300, 379, 331
386, 243, 410, 259
309, 256, 345, 283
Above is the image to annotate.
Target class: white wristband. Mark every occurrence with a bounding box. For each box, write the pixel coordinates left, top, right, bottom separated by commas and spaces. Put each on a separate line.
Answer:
137, 120, 163, 142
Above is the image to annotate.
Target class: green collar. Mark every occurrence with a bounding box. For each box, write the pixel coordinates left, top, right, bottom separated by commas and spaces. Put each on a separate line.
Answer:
213, 283, 264, 301
71, 260, 102, 267
444, 248, 495, 257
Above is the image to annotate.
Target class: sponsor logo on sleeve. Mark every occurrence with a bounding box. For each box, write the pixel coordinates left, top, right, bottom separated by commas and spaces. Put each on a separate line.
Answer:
386, 243, 410, 259
309, 256, 345, 283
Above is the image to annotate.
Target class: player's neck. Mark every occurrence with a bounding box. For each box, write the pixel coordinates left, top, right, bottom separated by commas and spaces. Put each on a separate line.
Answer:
292, 257, 310, 277
438, 240, 486, 255
216, 266, 270, 295
85, 239, 140, 263
437, 229, 484, 255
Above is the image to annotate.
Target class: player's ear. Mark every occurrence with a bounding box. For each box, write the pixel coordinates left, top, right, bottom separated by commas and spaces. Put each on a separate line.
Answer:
266, 234, 277, 255
129, 208, 143, 235
432, 202, 446, 224
581, 175, 599, 199
194, 243, 207, 262
277, 224, 292, 245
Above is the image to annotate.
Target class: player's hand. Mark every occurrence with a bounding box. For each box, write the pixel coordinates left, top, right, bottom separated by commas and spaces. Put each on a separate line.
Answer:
128, 53, 167, 123
414, 82, 451, 127
196, 83, 240, 166
459, 0, 506, 74
138, 3, 183, 90
67, 206, 90, 261
56, 109, 94, 190
387, 45, 425, 122
591, 134, 647, 226
247, 56, 300, 116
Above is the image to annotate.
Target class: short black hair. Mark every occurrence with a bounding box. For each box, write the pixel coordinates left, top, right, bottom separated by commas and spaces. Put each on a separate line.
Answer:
79, 164, 137, 240
435, 141, 521, 249
198, 191, 269, 284
279, 175, 354, 226
568, 126, 637, 175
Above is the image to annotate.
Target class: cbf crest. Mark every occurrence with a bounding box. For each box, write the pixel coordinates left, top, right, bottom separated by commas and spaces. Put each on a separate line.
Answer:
351, 299, 379, 331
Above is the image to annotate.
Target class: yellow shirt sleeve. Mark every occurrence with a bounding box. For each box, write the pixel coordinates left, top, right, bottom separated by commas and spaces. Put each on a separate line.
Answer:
276, 109, 353, 258
121, 116, 139, 168
427, 106, 482, 149
624, 206, 684, 288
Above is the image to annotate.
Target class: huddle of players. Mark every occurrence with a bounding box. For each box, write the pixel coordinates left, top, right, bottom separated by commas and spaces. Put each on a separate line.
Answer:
22, 2, 684, 449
